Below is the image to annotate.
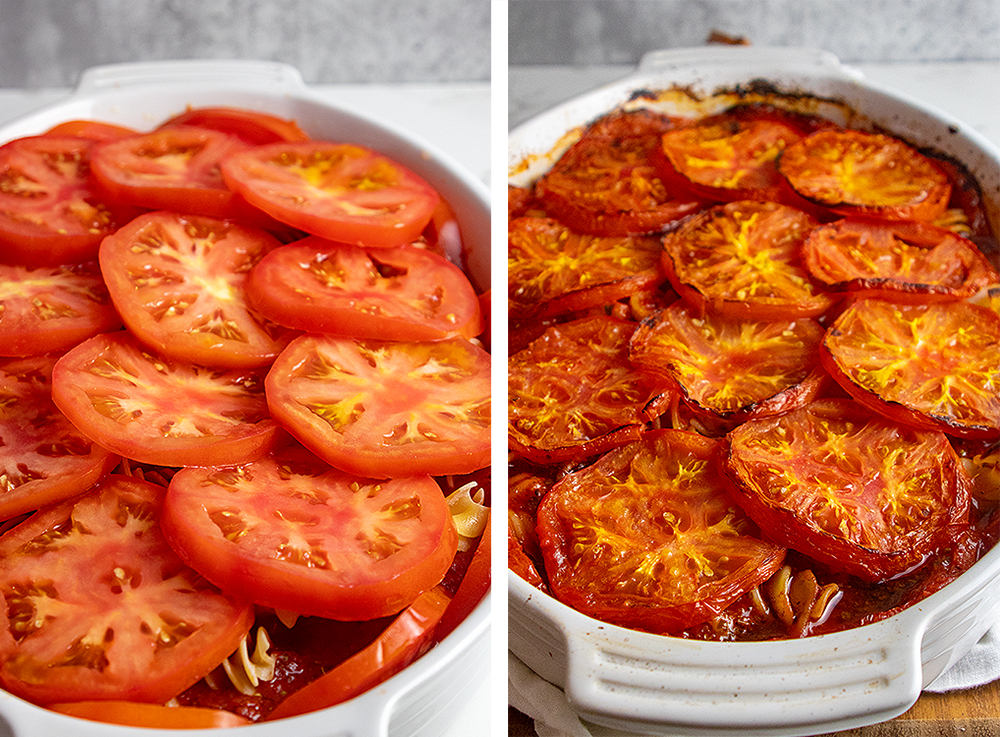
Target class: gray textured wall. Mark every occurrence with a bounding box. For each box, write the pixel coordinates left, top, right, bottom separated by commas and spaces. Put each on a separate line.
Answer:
0, 0, 491, 87
509, 0, 1000, 65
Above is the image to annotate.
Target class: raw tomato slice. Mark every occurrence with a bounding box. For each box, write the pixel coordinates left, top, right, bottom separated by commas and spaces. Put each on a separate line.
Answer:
49, 701, 251, 729
0, 355, 119, 521
821, 298, 1000, 439
265, 334, 491, 478
265, 587, 450, 721
220, 141, 440, 248
0, 136, 131, 266
0, 475, 255, 706
721, 399, 971, 582
99, 211, 295, 369
89, 126, 270, 222
43, 120, 139, 143
51, 331, 281, 467
507, 216, 665, 319
508, 315, 671, 465
778, 129, 952, 222
0, 261, 122, 357
536, 429, 786, 635
802, 218, 999, 302
661, 200, 834, 320
161, 445, 458, 621
629, 300, 827, 422
245, 236, 483, 341
534, 109, 705, 236
158, 106, 309, 145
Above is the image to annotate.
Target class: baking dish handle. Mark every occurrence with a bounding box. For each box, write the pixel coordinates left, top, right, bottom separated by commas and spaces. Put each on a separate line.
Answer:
637, 45, 866, 83
562, 615, 925, 735
73, 59, 309, 96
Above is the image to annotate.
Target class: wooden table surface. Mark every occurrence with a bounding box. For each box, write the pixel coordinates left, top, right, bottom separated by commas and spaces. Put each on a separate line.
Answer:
509, 677, 1000, 736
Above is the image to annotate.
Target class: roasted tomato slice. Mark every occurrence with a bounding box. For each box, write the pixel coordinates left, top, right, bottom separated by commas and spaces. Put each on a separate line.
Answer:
778, 129, 952, 222
0, 475, 255, 706
533, 109, 704, 236
0, 355, 119, 521
0, 261, 121, 357
508, 315, 671, 465
245, 235, 483, 341
629, 300, 827, 423
158, 106, 309, 145
803, 217, 999, 302
661, 200, 833, 320
821, 298, 1000, 439
265, 587, 450, 721
508, 184, 535, 220
656, 105, 809, 203
99, 211, 295, 369
0, 136, 130, 266
162, 445, 458, 621
265, 334, 491, 478
90, 126, 261, 220
537, 429, 786, 635
508, 216, 665, 319
220, 141, 440, 248
721, 399, 971, 582
43, 120, 139, 142
51, 331, 281, 467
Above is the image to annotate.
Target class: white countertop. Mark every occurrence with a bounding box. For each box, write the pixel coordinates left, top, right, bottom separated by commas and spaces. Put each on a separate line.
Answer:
0, 80, 493, 737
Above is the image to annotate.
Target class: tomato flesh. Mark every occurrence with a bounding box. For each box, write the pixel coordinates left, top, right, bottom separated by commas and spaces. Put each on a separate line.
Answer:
99, 211, 294, 369
537, 429, 786, 635
722, 399, 972, 581
162, 445, 458, 621
0, 261, 121, 357
246, 236, 483, 341
0, 475, 255, 705
51, 331, 281, 467
265, 334, 491, 478
822, 298, 1000, 439
221, 141, 440, 248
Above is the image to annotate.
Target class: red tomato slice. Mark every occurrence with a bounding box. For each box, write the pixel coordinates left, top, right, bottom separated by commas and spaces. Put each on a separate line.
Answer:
0, 261, 122, 357
536, 429, 786, 635
99, 211, 295, 369
434, 508, 490, 640
802, 217, 999, 302
721, 399, 971, 582
265, 586, 450, 721
533, 109, 705, 236
0, 136, 132, 266
265, 334, 491, 478
0, 355, 119, 520
245, 236, 483, 341
821, 298, 1000, 439
220, 141, 441, 248
778, 129, 952, 222
0, 475, 255, 705
89, 126, 272, 222
508, 315, 671, 465
161, 445, 458, 621
49, 701, 251, 729
43, 120, 139, 143
629, 299, 827, 423
508, 216, 665, 319
158, 106, 310, 145
51, 331, 281, 467
661, 200, 834, 320
656, 105, 808, 203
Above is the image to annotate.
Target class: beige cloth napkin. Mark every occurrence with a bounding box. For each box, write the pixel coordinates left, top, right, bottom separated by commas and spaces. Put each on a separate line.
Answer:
509, 624, 1000, 736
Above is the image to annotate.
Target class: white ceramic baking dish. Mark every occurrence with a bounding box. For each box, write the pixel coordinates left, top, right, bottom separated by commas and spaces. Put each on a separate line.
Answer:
0, 60, 490, 737
508, 46, 1000, 737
